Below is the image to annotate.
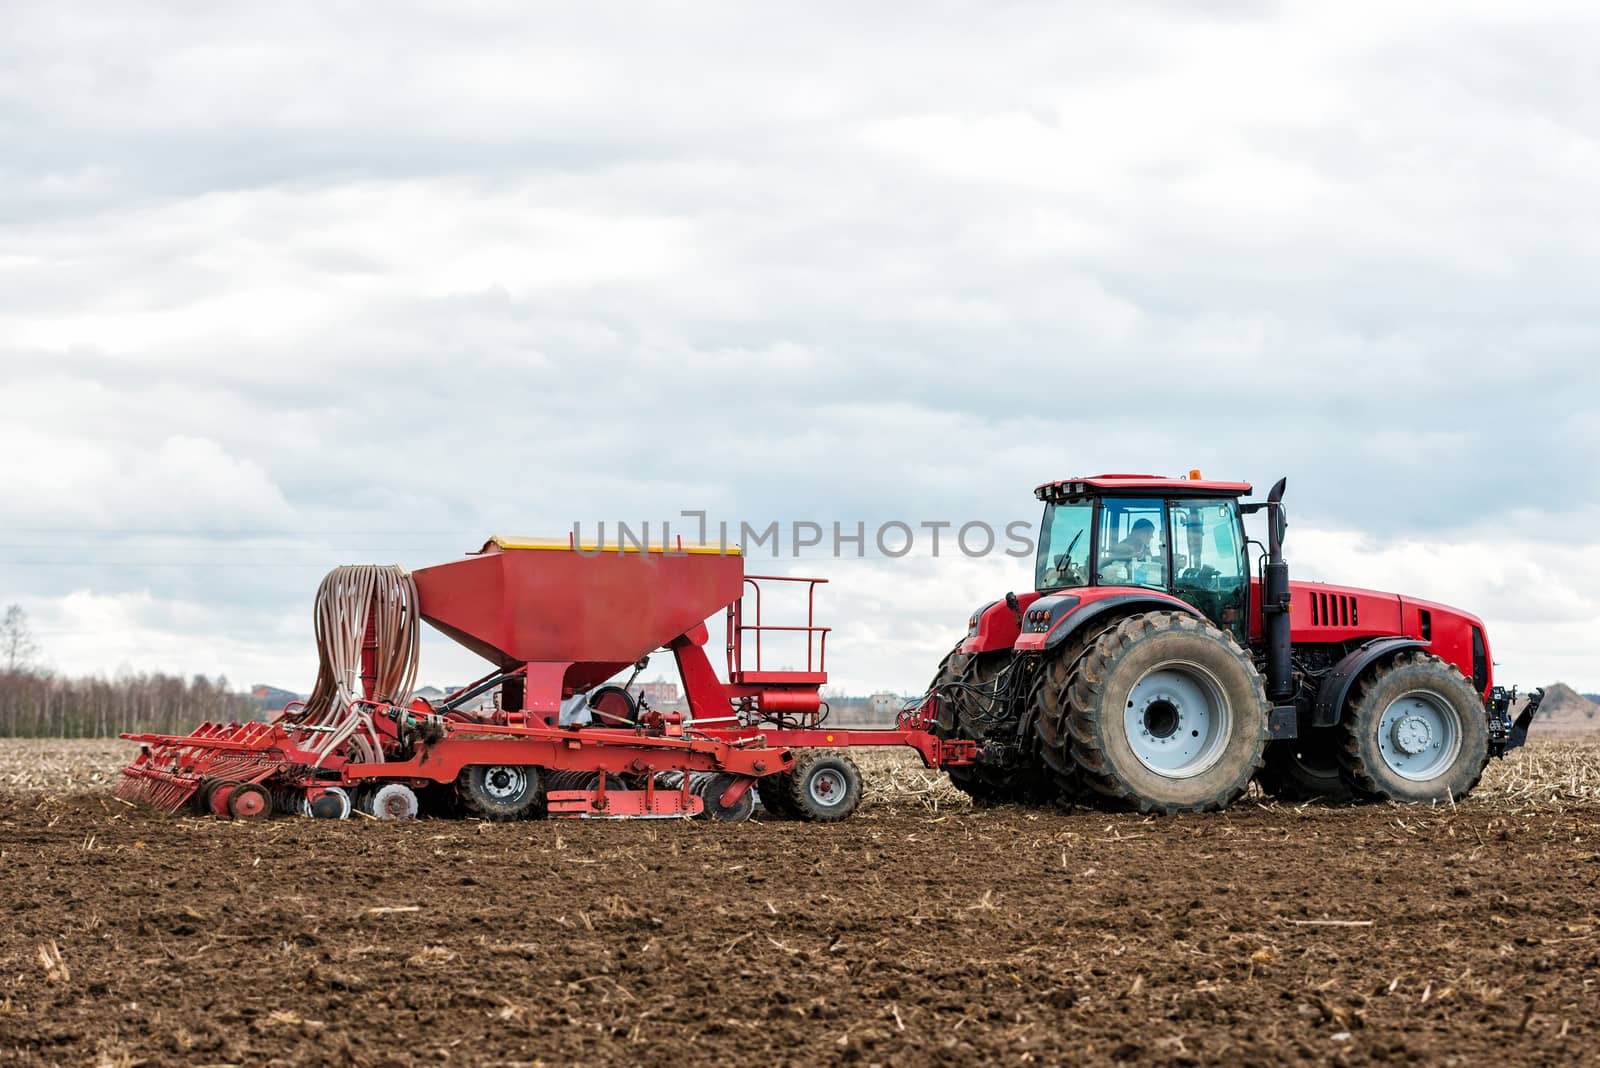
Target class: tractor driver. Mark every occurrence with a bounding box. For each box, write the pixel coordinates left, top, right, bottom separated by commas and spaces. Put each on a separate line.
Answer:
1099, 518, 1160, 583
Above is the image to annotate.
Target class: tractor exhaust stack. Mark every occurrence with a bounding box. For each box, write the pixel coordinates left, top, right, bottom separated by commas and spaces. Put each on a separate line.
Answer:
1260, 477, 1294, 704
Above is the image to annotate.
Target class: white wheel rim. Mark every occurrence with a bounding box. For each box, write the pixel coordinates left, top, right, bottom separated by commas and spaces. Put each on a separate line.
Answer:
304, 786, 351, 819
807, 768, 847, 808
483, 766, 528, 801
1123, 662, 1232, 778
373, 784, 418, 819
1377, 690, 1462, 781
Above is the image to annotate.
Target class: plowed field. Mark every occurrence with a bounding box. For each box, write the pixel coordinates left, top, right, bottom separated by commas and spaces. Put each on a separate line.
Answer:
2, 740, 1598, 1066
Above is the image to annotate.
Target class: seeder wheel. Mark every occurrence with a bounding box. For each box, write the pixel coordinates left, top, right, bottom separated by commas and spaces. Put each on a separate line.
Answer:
205, 780, 241, 818
227, 783, 272, 820
457, 764, 541, 821
303, 786, 352, 820
361, 783, 420, 820
784, 751, 863, 823
755, 774, 800, 819
191, 777, 221, 815
694, 773, 756, 822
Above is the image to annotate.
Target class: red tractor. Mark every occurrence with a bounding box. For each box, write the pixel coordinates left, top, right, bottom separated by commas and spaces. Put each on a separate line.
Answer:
929, 473, 1541, 813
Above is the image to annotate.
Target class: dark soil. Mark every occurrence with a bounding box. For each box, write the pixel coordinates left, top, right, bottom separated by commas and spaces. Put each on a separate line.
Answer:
2, 794, 1598, 1066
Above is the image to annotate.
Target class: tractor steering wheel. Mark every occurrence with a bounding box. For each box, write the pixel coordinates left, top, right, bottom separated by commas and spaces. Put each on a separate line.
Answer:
1050, 553, 1083, 585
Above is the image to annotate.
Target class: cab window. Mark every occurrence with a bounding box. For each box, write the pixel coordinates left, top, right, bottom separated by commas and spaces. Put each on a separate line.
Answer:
1035, 500, 1093, 590
1169, 498, 1248, 638
1096, 498, 1167, 589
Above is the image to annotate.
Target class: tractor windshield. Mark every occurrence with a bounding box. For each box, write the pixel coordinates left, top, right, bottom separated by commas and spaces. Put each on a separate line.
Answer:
1096, 498, 1167, 588
1036, 500, 1094, 591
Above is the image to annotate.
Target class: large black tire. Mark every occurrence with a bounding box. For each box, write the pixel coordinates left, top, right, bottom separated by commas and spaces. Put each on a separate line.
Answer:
1336, 651, 1489, 802
415, 782, 460, 818
927, 647, 1056, 805
1257, 730, 1356, 802
457, 764, 541, 820
1058, 612, 1268, 814
784, 750, 863, 823
1031, 619, 1125, 806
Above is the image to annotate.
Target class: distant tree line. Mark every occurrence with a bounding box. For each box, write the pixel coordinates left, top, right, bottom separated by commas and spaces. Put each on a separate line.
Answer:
0, 668, 260, 738
0, 604, 258, 738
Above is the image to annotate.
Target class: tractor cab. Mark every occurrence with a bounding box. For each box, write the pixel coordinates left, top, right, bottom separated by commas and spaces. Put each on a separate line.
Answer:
1034, 474, 1253, 642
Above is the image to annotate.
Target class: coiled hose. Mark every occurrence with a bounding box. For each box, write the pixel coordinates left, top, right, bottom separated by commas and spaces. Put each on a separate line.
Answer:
294, 565, 421, 766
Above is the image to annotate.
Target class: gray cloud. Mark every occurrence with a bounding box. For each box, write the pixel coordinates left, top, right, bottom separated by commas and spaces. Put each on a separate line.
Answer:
2, 1, 1597, 690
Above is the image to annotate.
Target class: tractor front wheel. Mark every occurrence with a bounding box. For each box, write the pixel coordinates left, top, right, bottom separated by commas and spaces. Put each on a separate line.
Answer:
1337, 652, 1488, 802
1056, 612, 1268, 814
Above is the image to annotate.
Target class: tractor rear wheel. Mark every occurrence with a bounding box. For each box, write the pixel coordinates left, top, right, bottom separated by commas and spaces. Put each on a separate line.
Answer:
928, 647, 995, 802
1056, 612, 1268, 814
1030, 620, 1123, 806
457, 764, 541, 820
1025, 684, 1096, 807
1258, 731, 1354, 802
1337, 652, 1488, 802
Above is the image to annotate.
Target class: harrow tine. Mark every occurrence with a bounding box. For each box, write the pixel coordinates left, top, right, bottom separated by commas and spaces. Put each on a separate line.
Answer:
115, 761, 203, 813
116, 726, 285, 813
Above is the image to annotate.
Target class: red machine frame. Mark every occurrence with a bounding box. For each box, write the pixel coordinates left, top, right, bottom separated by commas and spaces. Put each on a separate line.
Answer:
121, 540, 969, 821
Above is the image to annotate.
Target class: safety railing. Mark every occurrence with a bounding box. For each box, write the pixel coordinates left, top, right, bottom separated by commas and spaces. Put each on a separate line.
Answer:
727, 574, 830, 678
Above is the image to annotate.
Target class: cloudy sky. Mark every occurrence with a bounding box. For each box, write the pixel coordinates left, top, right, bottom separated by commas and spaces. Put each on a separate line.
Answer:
2, 1, 1596, 696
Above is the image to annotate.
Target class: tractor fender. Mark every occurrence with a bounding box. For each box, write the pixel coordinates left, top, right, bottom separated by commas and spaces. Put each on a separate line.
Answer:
1015, 592, 1205, 654
1311, 637, 1429, 728
957, 599, 1002, 654
959, 593, 1044, 654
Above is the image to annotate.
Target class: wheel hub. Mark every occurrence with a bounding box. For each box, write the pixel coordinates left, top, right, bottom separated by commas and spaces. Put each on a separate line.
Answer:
1141, 695, 1182, 739
1123, 664, 1231, 779
1376, 692, 1462, 781
484, 766, 526, 800
808, 769, 845, 807
1390, 714, 1433, 756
